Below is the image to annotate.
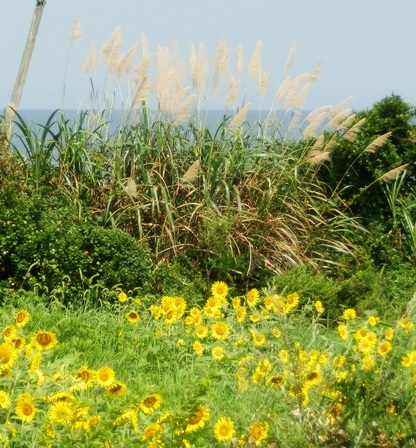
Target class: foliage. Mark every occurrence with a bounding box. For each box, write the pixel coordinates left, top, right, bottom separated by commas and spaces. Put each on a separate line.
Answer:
321, 94, 416, 222
0, 191, 153, 304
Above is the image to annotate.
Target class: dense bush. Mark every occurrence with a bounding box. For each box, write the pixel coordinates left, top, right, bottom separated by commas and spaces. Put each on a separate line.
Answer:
320, 94, 416, 222
0, 191, 153, 304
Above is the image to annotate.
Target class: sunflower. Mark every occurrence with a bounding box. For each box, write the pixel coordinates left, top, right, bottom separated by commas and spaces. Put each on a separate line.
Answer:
368, 316, 380, 326
214, 417, 235, 442
314, 301, 324, 314
74, 366, 96, 390
142, 423, 162, 440
249, 330, 266, 347
11, 336, 26, 350
400, 317, 414, 332
210, 321, 231, 340
250, 421, 269, 446
164, 309, 178, 325
15, 310, 31, 328
88, 415, 102, 428
189, 307, 202, 320
211, 281, 229, 299
272, 328, 281, 339
118, 292, 128, 303
15, 393, 36, 423
305, 370, 322, 386
377, 341, 392, 356
96, 366, 116, 387
246, 288, 260, 307
343, 308, 357, 321
30, 330, 58, 351
203, 304, 222, 319
49, 401, 74, 426
211, 346, 225, 361
0, 342, 18, 371
337, 324, 349, 341
185, 405, 210, 433
267, 374, 285, 389
192, 340, 204, 356
0, 390, 11, 409
29, 352, 42, 373
285, 292, 299, 312
106, 381, 127, 396
48, 391, 75, 403
125, 310, 141, 324
139, 394, 162, 414
193, 325, 208, 339
2, 325, 17, 341
235, 306, 247, 323
206, 296, 222, 309
255, 359, 272, 377
113, 409, 138, 433
380, 329, 392, 344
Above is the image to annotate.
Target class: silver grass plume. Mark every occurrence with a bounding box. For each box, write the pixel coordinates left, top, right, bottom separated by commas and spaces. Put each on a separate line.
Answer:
229, 103, 251, 131
381, 163, 409, 182
248, 41, 262, 80
284, 41, 297, 71
343, 118, 366, 142
364, 132, 392, 153
70, 18, 83, 46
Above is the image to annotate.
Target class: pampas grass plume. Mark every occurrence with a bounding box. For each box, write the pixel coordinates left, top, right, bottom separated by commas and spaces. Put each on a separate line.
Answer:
70, 18, 83, 46
381, 163, 409, 182
248, 41, 262, 80
364, 132, 392, 153
229, 103, 251, 131
285, 41, 297, 71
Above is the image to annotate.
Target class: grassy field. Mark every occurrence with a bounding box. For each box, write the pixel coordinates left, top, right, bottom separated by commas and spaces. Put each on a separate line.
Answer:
0, 284, 416, 447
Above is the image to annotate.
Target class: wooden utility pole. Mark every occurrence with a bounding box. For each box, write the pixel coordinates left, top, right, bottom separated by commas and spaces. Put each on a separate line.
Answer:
5, 1, 47, 141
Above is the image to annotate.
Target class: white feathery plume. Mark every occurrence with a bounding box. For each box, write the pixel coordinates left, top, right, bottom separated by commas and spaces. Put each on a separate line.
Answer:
116, 44, 137, 77
189, 43, 209, 94
258, 69, 271, 97
133, 54, 153, 83
173, 93, 197, 124
224, 74, 241, 107
180, 160, 201, 185
126, 178, 138, 198
310, 134, 326, 151
131, 74, 152, 108
101, 27, 122, 59
70, 18, 83, 46
212, 39, 229, 92
284, 41, 297, 71
343, 117, 366, 142
139, 32, 149, 58
336, 113, 356, 132
306, 149, 331, 165
302, 111, 328, 138
381, 163, 409, 182
364, 132, 392, 153
248, 41, 262, 80
327, 108, 353, 130
82, 43, 97, 74
229, 103, 251, 131
236, 45, 244, 77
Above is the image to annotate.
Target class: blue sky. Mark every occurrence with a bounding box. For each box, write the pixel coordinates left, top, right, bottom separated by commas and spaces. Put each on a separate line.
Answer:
1, 0, 416, 112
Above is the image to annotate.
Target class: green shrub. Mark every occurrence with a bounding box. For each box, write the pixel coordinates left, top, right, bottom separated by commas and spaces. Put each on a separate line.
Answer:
0, 191, 153, 304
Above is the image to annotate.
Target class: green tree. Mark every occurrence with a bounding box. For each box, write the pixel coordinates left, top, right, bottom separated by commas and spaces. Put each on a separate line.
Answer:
321, 94, 416, 222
